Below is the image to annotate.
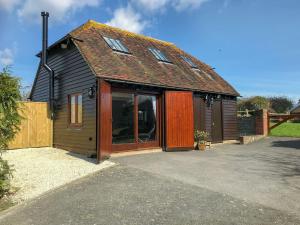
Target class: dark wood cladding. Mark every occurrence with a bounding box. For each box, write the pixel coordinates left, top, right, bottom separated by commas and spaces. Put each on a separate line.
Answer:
98, 80, 112, 159
212, 100, 223, 143
193, 96, 205, 131
165, 91, 194, 149
205, 104, 212, 141
222, 99, 238, 140
31, 44, 97, 155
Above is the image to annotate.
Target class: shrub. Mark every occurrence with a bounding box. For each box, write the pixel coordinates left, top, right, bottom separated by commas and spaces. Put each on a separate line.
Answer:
0, 67, 22, 198
194, 130, 209, 144
238, 96, 269, 111
269, 96, 294, 113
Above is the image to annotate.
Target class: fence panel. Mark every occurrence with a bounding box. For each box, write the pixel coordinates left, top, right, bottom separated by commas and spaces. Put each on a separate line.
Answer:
8, 102, 52, 149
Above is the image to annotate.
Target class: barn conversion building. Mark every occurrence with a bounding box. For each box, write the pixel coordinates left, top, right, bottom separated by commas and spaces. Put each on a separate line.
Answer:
30, 18, 239, 161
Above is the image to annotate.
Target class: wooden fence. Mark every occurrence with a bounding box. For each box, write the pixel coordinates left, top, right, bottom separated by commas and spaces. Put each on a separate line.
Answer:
8, 102, 53, 149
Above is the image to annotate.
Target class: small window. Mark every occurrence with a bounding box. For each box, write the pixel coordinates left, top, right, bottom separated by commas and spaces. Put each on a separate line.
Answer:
103, 36, 129, 53
181, 55, 197, 68
148, 47, 170, 63
69, 94, 83, 126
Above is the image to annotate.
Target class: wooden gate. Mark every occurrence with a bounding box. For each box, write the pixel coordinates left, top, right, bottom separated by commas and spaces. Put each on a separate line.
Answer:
165, 91, 194, 150
8, 102, 53, 149
268, 113, 300, 133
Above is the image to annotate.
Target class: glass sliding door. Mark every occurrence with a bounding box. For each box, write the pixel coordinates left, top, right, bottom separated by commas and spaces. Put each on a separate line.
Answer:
111, 90, 159, 151
138, 95, 157, 142
112, 92, 135, 144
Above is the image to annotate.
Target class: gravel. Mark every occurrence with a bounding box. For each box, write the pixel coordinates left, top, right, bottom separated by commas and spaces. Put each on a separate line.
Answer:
2, 147, 115, 203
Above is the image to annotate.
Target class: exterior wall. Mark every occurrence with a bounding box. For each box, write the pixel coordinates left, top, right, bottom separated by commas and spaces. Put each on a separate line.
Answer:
31, 44, 97, 155
222, 99, 238, 140
205, 104, 212, 141
193, 96, 205, 132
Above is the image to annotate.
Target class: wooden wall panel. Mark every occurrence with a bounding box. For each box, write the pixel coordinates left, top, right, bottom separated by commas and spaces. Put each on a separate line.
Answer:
8, 102, 53, 149
205, 104, 212, 141
165, 91, 194, 149
193, 96, 206, 131
222, 99, 238, 140
31, 44, 97, 156
98, 80, 112, 160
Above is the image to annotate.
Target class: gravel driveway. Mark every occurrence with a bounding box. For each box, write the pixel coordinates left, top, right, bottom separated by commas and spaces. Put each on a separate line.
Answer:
2, 147, 115, 203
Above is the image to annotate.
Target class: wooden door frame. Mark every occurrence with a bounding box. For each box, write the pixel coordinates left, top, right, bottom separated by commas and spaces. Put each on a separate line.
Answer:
111, 87, 161, 153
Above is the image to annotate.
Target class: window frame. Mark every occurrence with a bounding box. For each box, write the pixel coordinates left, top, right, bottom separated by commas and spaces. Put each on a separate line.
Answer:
181, 55, 198, 68
148, 47, 171, 63
103, 36, 130, 54
68, 93, 83, 127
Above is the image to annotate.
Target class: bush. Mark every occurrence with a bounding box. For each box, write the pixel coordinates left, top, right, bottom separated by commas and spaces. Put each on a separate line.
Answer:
238, 96, 269, 111
0, 158, 13, 198
0, 67, 22, 198
269, 96, 294, 113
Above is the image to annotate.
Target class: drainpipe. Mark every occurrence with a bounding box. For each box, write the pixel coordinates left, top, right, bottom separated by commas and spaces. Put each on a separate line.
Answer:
41, 11, 55, 119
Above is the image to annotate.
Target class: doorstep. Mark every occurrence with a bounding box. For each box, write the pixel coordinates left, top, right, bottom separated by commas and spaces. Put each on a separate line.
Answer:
110, 148, 163, 158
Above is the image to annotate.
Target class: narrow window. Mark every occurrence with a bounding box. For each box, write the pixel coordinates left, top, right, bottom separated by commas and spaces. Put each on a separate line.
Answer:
181, 55, 198, 68
69, 94, 83, 126
148, 47, 171, 63
103, 36, 129, 53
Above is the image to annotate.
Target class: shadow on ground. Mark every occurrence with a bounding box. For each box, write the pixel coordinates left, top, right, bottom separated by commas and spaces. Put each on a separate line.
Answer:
271, 139, 300, 150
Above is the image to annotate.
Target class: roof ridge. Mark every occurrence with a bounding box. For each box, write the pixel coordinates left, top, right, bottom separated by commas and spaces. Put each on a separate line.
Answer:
70, 19, 175, 46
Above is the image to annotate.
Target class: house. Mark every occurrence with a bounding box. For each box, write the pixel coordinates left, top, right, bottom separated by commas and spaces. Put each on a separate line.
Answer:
30, 17, 239, 161
290, 103, 300, 114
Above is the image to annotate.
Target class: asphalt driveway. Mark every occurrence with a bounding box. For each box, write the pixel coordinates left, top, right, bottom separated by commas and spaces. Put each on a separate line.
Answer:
0, 137, 299, 225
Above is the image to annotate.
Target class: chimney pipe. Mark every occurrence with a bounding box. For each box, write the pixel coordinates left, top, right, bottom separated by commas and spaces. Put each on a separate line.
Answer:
41, 11, 54, 119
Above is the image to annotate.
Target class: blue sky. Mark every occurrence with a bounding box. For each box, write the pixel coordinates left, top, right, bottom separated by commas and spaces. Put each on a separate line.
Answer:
0, 0, 299, 101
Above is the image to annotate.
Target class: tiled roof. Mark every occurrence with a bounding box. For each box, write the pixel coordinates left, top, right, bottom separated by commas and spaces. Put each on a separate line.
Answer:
69, 20, 239, 96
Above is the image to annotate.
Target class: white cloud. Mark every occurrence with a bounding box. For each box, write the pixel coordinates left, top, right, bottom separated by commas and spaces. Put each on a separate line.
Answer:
133, 0, 210, 12
0, 48, 14, 66
16, 0, 101, 23
134, 0, 170, 11
173, 0, 210, 11
106, 6, 147, 33
0, 0, 21, 11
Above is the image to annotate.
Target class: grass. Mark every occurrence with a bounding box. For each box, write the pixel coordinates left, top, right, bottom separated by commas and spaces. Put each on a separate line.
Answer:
270, 122, 300, 137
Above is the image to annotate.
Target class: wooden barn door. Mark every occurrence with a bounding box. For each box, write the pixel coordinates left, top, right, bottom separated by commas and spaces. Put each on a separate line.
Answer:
165, 91, 194, 150
212, 100, 223, 143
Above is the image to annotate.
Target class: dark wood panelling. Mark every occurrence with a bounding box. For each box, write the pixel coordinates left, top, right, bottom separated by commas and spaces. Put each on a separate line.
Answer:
222, 99, 238, 140
205, 105, 212, 141
165, 91, 194, 149
31, 44, 97, 155
98, 80, 112, 159
212, 100, 223, 143
193, 96, 205, 131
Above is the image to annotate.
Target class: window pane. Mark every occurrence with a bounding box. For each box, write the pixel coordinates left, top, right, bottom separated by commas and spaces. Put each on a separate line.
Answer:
138, 95, 157, 142
77, 95, 82, 124
112, 92, 135, 144
149, 47, 170, 62
103, 36, 129, 53
71, 96, 76, 124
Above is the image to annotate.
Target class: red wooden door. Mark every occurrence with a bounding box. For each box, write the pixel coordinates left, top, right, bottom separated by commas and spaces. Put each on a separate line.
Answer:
165, 91, 194, 150
98, 80, 112, 160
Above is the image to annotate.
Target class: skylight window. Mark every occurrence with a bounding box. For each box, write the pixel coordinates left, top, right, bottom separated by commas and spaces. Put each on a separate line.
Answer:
181, 55, 197, 68
148, 47, 170, 63
103, 36, 129, 53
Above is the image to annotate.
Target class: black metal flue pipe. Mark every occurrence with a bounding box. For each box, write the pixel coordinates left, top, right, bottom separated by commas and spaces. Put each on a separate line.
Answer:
41, 11, 54, 119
